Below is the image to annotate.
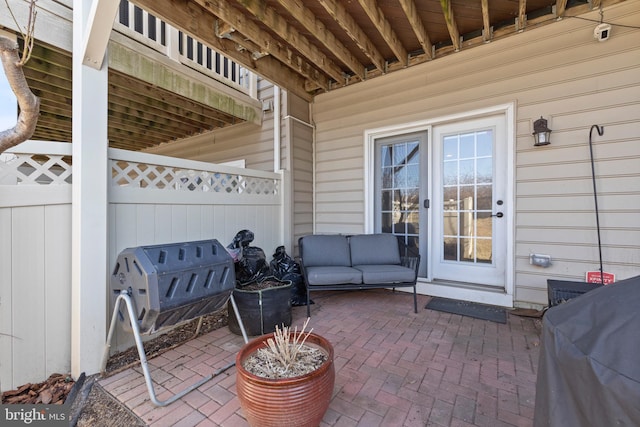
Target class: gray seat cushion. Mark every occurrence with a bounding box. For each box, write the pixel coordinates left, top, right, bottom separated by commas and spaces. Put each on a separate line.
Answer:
304, 266, 362, 286
353, 265, 416, 284
300, 235, 352, 267
349, 234, 401, 266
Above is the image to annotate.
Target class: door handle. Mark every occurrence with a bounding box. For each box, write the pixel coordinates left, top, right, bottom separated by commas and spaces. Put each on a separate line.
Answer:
423, 199, 429, 209
492, 212, 503, 218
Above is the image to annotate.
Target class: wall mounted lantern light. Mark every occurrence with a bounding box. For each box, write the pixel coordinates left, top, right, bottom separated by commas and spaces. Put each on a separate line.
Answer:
533, 117, 552, 146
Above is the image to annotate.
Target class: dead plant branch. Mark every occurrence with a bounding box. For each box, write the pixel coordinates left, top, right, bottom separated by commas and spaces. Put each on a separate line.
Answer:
243, 318, 328, 379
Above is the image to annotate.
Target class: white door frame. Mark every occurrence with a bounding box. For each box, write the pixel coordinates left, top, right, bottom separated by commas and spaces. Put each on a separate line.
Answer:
364, 103, 515, 307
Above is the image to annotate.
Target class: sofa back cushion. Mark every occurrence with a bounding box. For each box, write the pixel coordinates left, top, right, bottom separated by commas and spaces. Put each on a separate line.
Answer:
300, 235, 352, 267
349, 234, 401, 266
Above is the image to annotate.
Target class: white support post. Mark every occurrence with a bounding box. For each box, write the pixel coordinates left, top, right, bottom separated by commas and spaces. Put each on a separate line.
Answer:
81, 0, 120, 69
71, 0, 109, 379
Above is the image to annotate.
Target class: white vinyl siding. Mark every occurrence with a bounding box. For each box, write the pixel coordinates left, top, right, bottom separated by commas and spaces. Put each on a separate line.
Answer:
311, 2, 640, 307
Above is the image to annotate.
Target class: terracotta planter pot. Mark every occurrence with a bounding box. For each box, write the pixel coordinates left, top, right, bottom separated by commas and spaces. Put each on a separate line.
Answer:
235, 332, 335, 427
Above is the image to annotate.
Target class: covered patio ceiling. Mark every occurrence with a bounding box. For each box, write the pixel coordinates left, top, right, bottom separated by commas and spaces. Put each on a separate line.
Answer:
23, 40, 245, 151
133, 0, 626, 101
19, 0, 627, 151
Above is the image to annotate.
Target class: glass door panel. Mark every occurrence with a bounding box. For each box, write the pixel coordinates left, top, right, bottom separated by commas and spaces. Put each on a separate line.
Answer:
375, 132, 426, 272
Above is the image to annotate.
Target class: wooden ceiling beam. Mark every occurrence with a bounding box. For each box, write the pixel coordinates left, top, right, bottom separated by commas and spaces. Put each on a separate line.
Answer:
108, 96, 236, 133
107, 108, 205, 140
36, 115, 71, 131
109, 84, 235, 129
202, 4, 332, 91
556, 0, 569, 18
317, 0, 385, 73
132, 0, 313, 101
357, 0, 409, 66
518, 0, 527, 31
109, 71, 238, 124
106, 116, 190, 141
274, 0, 366, 80
439, 0, 461, 52
209, 0, 344, 87
481, 0, 492, 42
23, 69, 71, 94
398, 0, 433, 60
109, 89, 237, 129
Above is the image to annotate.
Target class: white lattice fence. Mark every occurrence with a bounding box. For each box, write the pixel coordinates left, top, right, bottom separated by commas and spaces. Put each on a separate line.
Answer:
0, 152, 72, 185
111, 157, 279, 196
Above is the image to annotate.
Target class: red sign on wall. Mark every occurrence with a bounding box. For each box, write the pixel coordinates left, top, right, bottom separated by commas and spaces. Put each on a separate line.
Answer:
585, 271, 615, 284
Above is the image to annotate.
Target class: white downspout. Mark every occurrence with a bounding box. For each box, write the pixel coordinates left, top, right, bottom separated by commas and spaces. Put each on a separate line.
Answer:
282, 110, 316, 234
273, 86, 281, 172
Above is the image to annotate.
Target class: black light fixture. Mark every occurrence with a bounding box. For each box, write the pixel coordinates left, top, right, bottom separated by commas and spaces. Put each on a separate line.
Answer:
533, 117, 552, 146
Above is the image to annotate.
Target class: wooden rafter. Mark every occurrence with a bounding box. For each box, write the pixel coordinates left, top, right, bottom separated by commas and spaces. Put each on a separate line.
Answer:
556, 0, 569, 18
228, 0, 346, 86
518, 0, 527, 31
191, 0, 333, 91
317, 0, 386, 73
481, 0, 491, 42
132, 0, 313, 101
439, 0, 461, 51
398, 0, 433, 59
274, 0, 366, 80
357, 0, 409, 66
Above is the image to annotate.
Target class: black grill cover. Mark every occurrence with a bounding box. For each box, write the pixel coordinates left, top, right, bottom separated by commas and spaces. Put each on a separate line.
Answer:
534, 275, 640, 426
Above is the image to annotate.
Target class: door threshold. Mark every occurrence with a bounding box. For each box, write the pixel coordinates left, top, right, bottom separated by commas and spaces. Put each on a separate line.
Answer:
416, 279, 513, 308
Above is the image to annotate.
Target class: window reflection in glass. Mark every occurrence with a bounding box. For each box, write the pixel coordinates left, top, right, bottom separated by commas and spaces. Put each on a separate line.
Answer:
379, 140, 420, 257
440, 128, 494, 265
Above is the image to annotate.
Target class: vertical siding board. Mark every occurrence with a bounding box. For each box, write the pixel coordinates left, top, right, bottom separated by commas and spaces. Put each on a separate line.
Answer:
12, 206, 46, 386
170, 205, 188, 240
154, 205, 173, 244
44, 204, 72, 375
0, 208, 13, 391
201, 205, 215, 239
136, 204, 156, 244
211, 205, 226, 242
186, 205, 202, 241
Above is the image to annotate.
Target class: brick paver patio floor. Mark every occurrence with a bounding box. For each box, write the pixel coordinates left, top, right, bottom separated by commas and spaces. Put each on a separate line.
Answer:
100, 289, 542, 426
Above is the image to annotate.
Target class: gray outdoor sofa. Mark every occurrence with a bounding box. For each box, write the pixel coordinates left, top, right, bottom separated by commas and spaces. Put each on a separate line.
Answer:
299, 233, 420, 317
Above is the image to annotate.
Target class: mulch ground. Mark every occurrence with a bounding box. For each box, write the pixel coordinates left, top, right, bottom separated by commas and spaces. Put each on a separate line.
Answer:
1, 308, 229, 407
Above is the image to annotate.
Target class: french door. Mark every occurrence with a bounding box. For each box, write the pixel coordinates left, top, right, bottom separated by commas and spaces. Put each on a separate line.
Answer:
431, 115, 507, 287
373, 113, 509, 292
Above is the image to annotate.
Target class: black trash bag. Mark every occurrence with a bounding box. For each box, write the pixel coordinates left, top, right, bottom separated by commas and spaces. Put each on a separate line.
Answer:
269, 245, 312, 307
228, 230, 270, 284
227, 229, 255, 249
236, 246, 270, 284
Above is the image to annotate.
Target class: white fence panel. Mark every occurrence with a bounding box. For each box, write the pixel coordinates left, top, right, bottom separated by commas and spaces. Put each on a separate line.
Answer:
108, 149, 283, 351
0, 142, 283, 391
0, 142, 72, 392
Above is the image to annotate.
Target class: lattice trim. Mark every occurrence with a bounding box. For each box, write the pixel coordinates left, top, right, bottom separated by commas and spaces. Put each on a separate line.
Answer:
111, 161, 279, 195
0, 153, 72, 185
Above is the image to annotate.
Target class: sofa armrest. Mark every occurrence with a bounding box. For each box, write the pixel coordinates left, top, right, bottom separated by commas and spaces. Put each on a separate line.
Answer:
400, 255, 420, 281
